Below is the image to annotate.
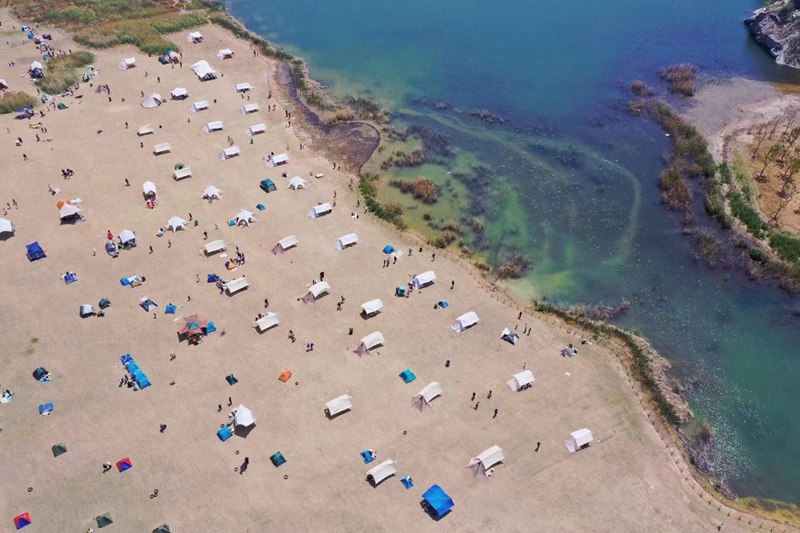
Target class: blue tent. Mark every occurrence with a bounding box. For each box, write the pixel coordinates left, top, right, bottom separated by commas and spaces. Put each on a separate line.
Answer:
395, 285, 407, 297
207, 273, 219, 283
383, 245, 395, 254
260, 179, 277, 193
165, 304, 177, 314
436, 300, 448, 309
26, 242, 46, 261
399, 369, 416, 383
422, 485, 454, 518
217, 426, 233, 441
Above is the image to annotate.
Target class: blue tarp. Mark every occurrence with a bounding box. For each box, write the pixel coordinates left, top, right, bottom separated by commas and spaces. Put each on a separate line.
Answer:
422, 485, 454, 518
383, 245, 395, 254
26, 242, 46, 261
399, 369, 416, 383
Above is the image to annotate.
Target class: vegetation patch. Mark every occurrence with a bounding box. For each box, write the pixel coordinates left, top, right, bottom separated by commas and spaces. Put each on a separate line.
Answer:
36, 51, 94, 95
496, 253, 533, 279
358, 173, 406, 229
0, 91, 36, 114
658, 63, 697, 97
390, 176, 439, 203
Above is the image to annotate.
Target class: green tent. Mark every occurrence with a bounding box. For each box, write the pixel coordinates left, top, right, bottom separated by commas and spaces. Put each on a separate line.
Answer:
57, 103, 68, 110
260, 179, 277, 193
52, 443, 68, 457
96, 513, 113, 528
153, 524, 171, 533
174, 163, 185, 170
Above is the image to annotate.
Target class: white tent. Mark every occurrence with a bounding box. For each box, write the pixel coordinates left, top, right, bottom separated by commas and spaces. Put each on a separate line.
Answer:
468, 445, 505, 477
204, 240, 226, 255
119, 229, 136, 245
367, 459, 397, 486
241, 103, 259, 114
173, 167, 192, 180
255, 312, 280, 332
141, 94, 162, 109
248, 123, 266, 136
501, 327, 520, 345
411, 270, 436, 289
325, 394, 353, 417
288, 176, 307, 190
80, 304, 94, 317
226, 276, 249, 295
187, 31, 204, 43
235, 209, 254, 226
167, 50, 181, 63
0, 79, 8, 90
143, 181, 157, 196
191, 60, 216, 80
267, 153, 288, 167
412, 382, 442, 411
308, 203, 332, 219
202, 185, 222, 200
137, 125, 154, 136
220, 146, 240, 160
565, 428, 594, 453
204, 120, 224, 133
139, 296, 157, 311
235, 82, 252, 92
506, 370, 534, 392
217, 48, 234, 59
361, 299, 383, 317
59, 203, 81, 219
153, 143, 171, 155
191, 100, 209, 112
302, 281, 330, 303
335, 233, 358, 250
451, 311, 479, 333
30, 61, 43, 72
166, 216, 188, 232
271, 235, 299, 255
0, 218, 14, 235
234, 404, 255, 427
170, 87, 188, 99
354, 331, 384, 357
119, 57, 136, 70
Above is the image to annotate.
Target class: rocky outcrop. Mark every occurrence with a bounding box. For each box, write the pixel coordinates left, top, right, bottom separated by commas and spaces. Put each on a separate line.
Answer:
746, 0, 800, 68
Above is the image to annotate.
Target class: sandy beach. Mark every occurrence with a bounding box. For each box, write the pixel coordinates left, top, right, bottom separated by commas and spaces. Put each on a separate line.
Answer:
0, 15, 765, 532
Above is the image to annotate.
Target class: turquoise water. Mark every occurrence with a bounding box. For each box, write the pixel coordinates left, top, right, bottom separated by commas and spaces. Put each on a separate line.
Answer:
227, 0, 800, 504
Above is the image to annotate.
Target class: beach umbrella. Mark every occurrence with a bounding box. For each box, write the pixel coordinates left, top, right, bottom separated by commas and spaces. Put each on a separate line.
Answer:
13, 513, 31, 529
52, 443, 68, 457
234, 404, 255, 427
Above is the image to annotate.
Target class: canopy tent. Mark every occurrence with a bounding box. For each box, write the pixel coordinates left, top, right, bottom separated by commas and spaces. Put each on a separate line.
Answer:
325, 394, 353, 417
260, 179, 277, 193
204, 120, 224, 133
355, 331, 384, 356
467, 445, 505, 477
143, 181, 157, 200
412, 382, 442, 411
235, 209, 254, 226
178, 313, 209, 342
141, 94, 162, 108
14, 513, 31, 530
288, 176, 307, 190
116, 457, 133, 472
451, 311, 479, 333
564, 428, 593, 453
226, 276, 249, 295
173, 167, 192, 180
52, 442, 68, 457
170, 87, 188, 100
153, 143, 171, 155
272, 235, 298, 255
204, 240, 226, 255
0, 217, 15, 235
220, 146, 240, 160
302, 281, 330, 303
234, 404, 255, 427
412, 270, 436, 289
335, 233, 359, 250
235, 82, 252, 92
255, 312, 280, 332
366, 459, 397, 486
58, 202, 81, 220
137, 125, 154, 136
422, 485, 454, 519
191, 60, 216, 80
192, 100, 209, 112
118, 229, 136, 246
96, 513, 113, 528
501, 327, 519, 345
241, 103, 259, 114
119, 57, 136, 70
248, 123, 266, 136
267, 153, 288, 167
203, 185, 222, 200
506, 370, 534, 392
26, 241, 46, 261
217, 48, 234, 59
166, 216, 188, 231
187, 31, 203, 43
361, 299, 383, 317
308, 203, 332, 218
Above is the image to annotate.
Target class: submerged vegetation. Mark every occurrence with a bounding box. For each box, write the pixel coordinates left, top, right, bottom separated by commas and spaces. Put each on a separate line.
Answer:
658, 63, 698, 97
390, 176, 439, 203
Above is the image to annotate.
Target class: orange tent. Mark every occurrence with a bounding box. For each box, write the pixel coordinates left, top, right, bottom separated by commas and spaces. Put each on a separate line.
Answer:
278, 369, 292, 382
56, 200, 67, 209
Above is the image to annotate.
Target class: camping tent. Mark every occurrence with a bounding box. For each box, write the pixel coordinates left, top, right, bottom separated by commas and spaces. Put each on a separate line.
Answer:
335, 233, 359, 250
501, 327, 519, 345
191, 60, 216, 80
564, 428, 593, 453
166, 216, 188, 231
14, 513, 31, 530
170, 87, 188, 100
422, 485, 454, 518
220, 146, 240, 160
167, 50, 181, 63
119, 57, 136, 70
58, 202, 81, 220
143, 181, 157, 200
467, 445, 505, 477
241, 103, 259, 114
278, 369, 293, 382
235, 82, 252, 92
412, 271, 436, 289
119, 229, 136, 247
506, 370, 534, 392
361, 299, 383, 317
288, 176, 307, 190
52, 442, 68, 457
141, 94, 162, 108
204, 120, 224, 133
366, 459, 397, 486
96, 513, 113, 528
204, 240, 226, 255
255, 312, 280, 332
0, 217, 15, 235
451, 311, 479, 333
192, 100, 209, 112
187, 31, 203, 43
217, 48, 234, 59
235, 209, 254, 226
0, 79, 8, 90
178, 314, 208, 342
355, 331, 384, 356
267, 153, 288, 167
80, 304, 95, 318
26, 242, 46, 261
325, 394, 352, 417
203, 185, 222, 200
308, 203, 332, 218
173, 167, 192, 180
302, 281, 330, 303
137, 125, 154, 136
153, 524, 172, 533
226, 276, 249, 295
116, 457, 133, 472
153, 143, 171, 155
272, 235, 298, 255
234, 404, 255, 427
260, 179, 277, 192
139, 297, 157, 311
248, 123, 266, 136
412, 382, 442, 411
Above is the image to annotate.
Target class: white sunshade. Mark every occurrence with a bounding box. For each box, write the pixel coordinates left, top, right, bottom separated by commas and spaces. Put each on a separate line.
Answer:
412, 270, 437, 289
308, 203, 332, 218
59, 203, 81, 218
234, 404, 255, 427
355, 331, 384, 356
192, 100, 209, 112
361, 299, 383, 316
288, 176, 306, 189
235, 209, 254, 226
153, 143, 171, 155
0, 218, 14, 234
255, 312, 280, 332
572, 428, 593, 447
452, 311, 479, 332
173, 167, 192, 180
143, 181, 157, 195
241, 103, 259, 114
335, 233, 358, 250
0, 79, 8, 89
204, 239, 226, 254
235, 82, 252, 92
303, 281, 330, 303
203, 185, 222, 199
468, 445, 505, 477
205, 120, 224, 133
220, 146, 240, 160
187, 31, 203, 42
325, 394, 353, 416
137, 125, 154, 136
166, 216, 188, 231
191, 60, 216, 79
272, 235, 298, 254
506, 370, 534, 392
226, 276, 249, 294
119, 57, 136, 70
170, 87, 188, 99
119, 229, 136, 244
267, 153, 288, 167
367, 459, 397, 485
141, 94, 162, 109
30, 61, 43, 71
419, 382, 443, 402
248, 123, 266, 136
217, 48, 234, 59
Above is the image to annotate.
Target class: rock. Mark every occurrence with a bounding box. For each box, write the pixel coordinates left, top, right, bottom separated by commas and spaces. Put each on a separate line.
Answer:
746, 0, 800, 68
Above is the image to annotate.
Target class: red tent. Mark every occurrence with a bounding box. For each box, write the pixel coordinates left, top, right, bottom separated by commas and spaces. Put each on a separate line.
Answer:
178, 314, 208, 344
14, 513, 31, 530
116, 457, 133, 472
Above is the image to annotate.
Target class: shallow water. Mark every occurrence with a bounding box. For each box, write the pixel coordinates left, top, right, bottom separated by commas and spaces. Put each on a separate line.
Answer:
227, 0, 800, 503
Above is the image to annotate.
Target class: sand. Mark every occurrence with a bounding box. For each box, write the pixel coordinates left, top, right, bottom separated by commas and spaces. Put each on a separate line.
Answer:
0, 15, 758, 532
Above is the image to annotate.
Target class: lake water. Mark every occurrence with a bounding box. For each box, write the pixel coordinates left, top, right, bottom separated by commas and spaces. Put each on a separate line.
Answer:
226, 0, 800, 504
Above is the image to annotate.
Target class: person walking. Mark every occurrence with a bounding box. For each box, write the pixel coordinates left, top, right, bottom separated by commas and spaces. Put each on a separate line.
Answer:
535, 442, 541, 452
493, 408, 498, 419
471, 392, 476, 401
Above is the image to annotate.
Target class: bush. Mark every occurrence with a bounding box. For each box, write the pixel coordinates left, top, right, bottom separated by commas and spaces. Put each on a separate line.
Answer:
392, 176, 439, 203
36, 51, 95, 94
770, 233, 800, 263
0, 91, 36, 114
658, 64, 697, 97
729, 192, 769, 238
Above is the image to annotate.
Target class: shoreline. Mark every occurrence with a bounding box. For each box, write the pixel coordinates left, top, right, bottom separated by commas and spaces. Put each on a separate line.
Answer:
3, 4, 798, 529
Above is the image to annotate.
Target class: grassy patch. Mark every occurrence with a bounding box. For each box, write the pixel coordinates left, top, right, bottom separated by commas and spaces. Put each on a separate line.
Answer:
72, 12, 205, 54
359, 173, 406, 229
0, 91, 36, 114
36, 51, 94, 94
770, 232, 800, 264
729, 192, 769, 239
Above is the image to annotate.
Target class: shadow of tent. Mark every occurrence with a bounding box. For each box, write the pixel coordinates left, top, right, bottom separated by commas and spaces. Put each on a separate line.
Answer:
366, 473, 396, 488
419, 500, 449, 521
234, 423, 255, 438
0, 233, 14, 242
153, 524, 171, 533
324, 408, 349, 420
